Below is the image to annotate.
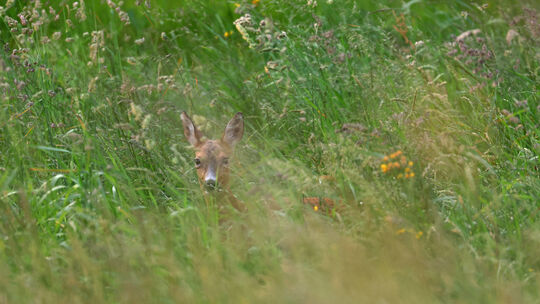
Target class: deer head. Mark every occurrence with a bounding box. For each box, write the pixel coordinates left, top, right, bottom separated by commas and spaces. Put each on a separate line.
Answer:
180, 112, 244, 190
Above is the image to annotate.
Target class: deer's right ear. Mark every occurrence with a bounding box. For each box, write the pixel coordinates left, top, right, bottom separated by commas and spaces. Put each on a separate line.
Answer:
222, 112, 244, 148
181, 112, 203, 147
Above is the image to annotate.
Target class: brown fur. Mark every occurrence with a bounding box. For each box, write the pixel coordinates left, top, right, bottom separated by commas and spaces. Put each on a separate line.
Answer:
194, 140, 233, 187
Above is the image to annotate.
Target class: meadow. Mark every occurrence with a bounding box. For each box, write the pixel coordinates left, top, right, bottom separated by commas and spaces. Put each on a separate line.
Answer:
0, 0, 539, 302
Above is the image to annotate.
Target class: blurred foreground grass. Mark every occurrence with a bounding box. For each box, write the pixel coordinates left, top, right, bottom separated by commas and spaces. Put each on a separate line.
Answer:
0, 0, 539, 302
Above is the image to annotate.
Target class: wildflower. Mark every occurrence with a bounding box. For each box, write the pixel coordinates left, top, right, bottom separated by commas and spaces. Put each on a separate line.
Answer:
117, 10, 130, 25
381, 151, 416, 179
415, 231, 423, 239
405, 172, 415, 179
396, 228, 406, 235
224, 31, 233, 38
18, 13, 27, 26
313, 205, 318, 211
22, 28, 33, 36
252, 0, 260, 4
234, 14, 256, 48
135, 37, 145, 45
515, 100, 528, 108
389, 150, 402, 159
5, 16, 18, 28
502, 109, 520, 124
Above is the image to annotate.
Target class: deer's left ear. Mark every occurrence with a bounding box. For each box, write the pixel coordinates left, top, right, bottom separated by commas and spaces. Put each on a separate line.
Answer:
222, 112, 244, 147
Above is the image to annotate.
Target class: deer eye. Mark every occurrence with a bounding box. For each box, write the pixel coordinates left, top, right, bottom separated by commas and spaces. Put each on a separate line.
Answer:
194, 158, 201, 168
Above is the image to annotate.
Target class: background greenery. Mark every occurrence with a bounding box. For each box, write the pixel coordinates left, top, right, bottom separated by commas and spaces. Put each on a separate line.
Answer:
0, 0, 539, 302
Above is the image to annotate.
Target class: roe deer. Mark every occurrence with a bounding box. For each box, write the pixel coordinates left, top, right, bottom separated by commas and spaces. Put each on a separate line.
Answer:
180, 111, 244, 191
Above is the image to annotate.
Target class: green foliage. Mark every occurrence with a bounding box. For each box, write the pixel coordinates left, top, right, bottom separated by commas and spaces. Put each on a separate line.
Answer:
0, 0, 539, 302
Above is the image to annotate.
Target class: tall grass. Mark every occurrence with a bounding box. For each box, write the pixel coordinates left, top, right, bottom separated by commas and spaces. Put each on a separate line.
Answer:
0, 0, 539, 302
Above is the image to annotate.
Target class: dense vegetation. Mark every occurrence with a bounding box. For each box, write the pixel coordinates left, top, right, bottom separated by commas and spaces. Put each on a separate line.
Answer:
0, 0, 538, 302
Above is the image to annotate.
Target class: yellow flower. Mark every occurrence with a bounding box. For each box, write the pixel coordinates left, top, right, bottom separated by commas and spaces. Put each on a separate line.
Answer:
397, 173, 403, 179
381, 164, 388, 172
416, 231, 423, 239
313, 205, 319, 211
234, 3, 241, 7
408, 161, 413, 167
405, 167, 411, 173
410, 172, 415, 178
396, 228, 406, 235
224, 31, 234, 38
393, 162, 400, 168
252, 0, 260, 4
383, 156, 389, 162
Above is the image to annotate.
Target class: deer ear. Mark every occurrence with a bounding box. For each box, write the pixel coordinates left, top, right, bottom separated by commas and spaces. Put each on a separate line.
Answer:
181, 111, 203, 146
222, 112, 244, 147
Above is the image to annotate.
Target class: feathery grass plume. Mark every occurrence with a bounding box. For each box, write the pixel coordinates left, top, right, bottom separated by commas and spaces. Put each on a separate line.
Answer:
74, 0, 87, 21
89, 30, 104, 65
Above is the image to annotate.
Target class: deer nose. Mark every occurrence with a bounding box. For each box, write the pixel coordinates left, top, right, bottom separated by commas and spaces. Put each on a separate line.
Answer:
205, 166, 217, 190
205, 178, 217, 189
